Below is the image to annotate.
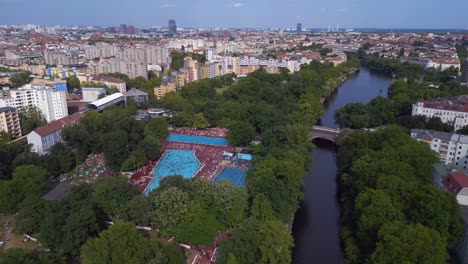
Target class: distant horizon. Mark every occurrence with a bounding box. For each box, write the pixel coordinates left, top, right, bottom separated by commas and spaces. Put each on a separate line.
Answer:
1, 0, 467, 30
2, 23, 468, 32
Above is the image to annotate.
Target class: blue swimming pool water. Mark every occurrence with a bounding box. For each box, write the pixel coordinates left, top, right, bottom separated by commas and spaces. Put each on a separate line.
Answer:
145, 149, 201, 195
214, 167, 247, 188
167, 134, 228, 146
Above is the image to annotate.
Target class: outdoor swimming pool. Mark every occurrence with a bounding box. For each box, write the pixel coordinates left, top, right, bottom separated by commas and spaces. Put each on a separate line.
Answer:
214, 167, 247, 187
144, 149, 201, 195
167, 134, 229, 146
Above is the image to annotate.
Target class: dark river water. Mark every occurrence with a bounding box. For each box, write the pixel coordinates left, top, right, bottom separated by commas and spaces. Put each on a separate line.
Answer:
292, 67, 392, 264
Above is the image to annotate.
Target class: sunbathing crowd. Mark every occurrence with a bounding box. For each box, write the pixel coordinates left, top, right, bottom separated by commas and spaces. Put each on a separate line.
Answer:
170, 127, 228, 138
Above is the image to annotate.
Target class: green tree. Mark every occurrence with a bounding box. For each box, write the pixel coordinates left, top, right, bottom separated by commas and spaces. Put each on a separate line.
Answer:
61, 203, 101, 255
122, 195, 152, 226
150, 187, 189, 235
257, 220, 294, 264
218, 219, 260, 264
0, 249, 65, 264
81, 221, 161, 264
175, 201, 222, 245
9, 71, 33, 88
93, 176, 139, 219
49, 143, 76, 173
371, 222, 447, 264
227, 121, 255, 146
250, 193, 275, 222
101, 130, 129, 170
15, 195, 46, 234
66, 75, 81, 92
162, 242, 186, 264
8, 165, 49, 211
354, 189, 404, 250
144, 118, 169, 140
19, 105, 46, 135
192, 112, 210, 129
142, 136, 162, 160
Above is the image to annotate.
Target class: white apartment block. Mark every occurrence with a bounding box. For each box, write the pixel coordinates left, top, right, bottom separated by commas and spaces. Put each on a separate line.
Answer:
0, 84, 68, 123
411, 129, 468, 172
412, 96, 468, 131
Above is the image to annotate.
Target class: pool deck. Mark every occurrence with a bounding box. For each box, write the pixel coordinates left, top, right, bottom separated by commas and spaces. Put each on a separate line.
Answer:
129, 127, 235, 193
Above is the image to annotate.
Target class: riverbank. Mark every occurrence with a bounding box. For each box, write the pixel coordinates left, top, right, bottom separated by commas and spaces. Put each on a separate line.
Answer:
289, 67, 358, 234
292, 67, 393, 263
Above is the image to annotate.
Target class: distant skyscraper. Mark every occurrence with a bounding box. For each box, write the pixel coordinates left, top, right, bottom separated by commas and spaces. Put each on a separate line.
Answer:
119, 24, 127, 34
462, 58, 468, 83
297, 23, 302, 33
169, 19, 177, 34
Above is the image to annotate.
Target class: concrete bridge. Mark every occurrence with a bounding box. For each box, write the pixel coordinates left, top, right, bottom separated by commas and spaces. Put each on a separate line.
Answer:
309, 126, 341, 144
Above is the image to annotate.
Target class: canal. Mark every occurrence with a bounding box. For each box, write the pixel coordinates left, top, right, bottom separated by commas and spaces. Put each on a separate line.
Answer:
292, 67, 393, 263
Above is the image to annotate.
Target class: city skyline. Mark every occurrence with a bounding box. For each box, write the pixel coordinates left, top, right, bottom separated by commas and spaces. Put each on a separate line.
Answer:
0, 0, 467, 29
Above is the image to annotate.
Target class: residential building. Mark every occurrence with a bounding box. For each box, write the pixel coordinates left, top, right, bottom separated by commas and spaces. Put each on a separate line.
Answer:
184, 57, 199, 83
0, 84, 68, 122
412, 96, 468, 131
44, 51, 79, 66
0, 106, 21, 138
444, 171, 468, 193
27, 112, 83, 154
154, 79, 177, 99
411, 129, 468, 171
82, 87, 106, 102
91, 76, 127, 94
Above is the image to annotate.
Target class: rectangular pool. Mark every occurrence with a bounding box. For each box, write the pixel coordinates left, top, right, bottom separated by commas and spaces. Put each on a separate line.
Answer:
167, 133, 229, 146
214, 167, 247, 188
144, 149, 201, 195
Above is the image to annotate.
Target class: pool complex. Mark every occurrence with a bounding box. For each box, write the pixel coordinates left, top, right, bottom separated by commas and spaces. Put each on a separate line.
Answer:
167, 133, 229, 146
214, 167, 247, 188
144, 149, 201, 195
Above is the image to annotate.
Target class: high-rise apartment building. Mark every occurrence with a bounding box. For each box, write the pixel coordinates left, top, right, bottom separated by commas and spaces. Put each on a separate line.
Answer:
44, 51, 79, 66
297, 23, 302, 32
462, 58, 468, 83
0, 107, 21, 138
169, 19, 177, 34
0, 84, 68, 123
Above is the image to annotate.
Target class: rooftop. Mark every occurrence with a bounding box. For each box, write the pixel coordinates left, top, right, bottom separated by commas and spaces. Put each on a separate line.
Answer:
92, 75, 126, 84
125, 87, 148, 97
417, 95, 468, 112
411, 129, 452, 141
31, 112, 83, 137
0, 106, 17, 113
89, 92, 124, 108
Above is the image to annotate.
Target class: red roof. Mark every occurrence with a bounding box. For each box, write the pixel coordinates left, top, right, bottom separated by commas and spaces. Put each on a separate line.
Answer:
33, 112, 83, 137
444, 171, 468, 193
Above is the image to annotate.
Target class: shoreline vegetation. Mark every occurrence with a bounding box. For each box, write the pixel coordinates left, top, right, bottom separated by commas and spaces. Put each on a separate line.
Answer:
335, 53, 465, 263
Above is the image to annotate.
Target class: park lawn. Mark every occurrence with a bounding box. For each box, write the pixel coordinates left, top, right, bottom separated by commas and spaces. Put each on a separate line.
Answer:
0, 214, 40, 252
215, 86, 229, 95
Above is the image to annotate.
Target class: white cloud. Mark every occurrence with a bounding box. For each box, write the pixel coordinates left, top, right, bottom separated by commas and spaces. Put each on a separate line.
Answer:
336, 8, 348, 13
232, 2, 244, 8
160, 3, 176, 8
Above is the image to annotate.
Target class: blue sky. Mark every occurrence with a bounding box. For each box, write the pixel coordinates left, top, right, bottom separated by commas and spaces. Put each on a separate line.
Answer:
0, 0, 467, 29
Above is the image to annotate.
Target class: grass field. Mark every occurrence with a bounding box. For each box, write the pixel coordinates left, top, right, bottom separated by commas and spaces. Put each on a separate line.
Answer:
0, 215, 40, 252
215, 86, 229, 95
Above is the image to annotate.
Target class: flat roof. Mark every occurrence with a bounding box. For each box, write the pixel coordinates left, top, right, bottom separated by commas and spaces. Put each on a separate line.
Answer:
90, 92, 124, 108
82, 87, 106, 92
